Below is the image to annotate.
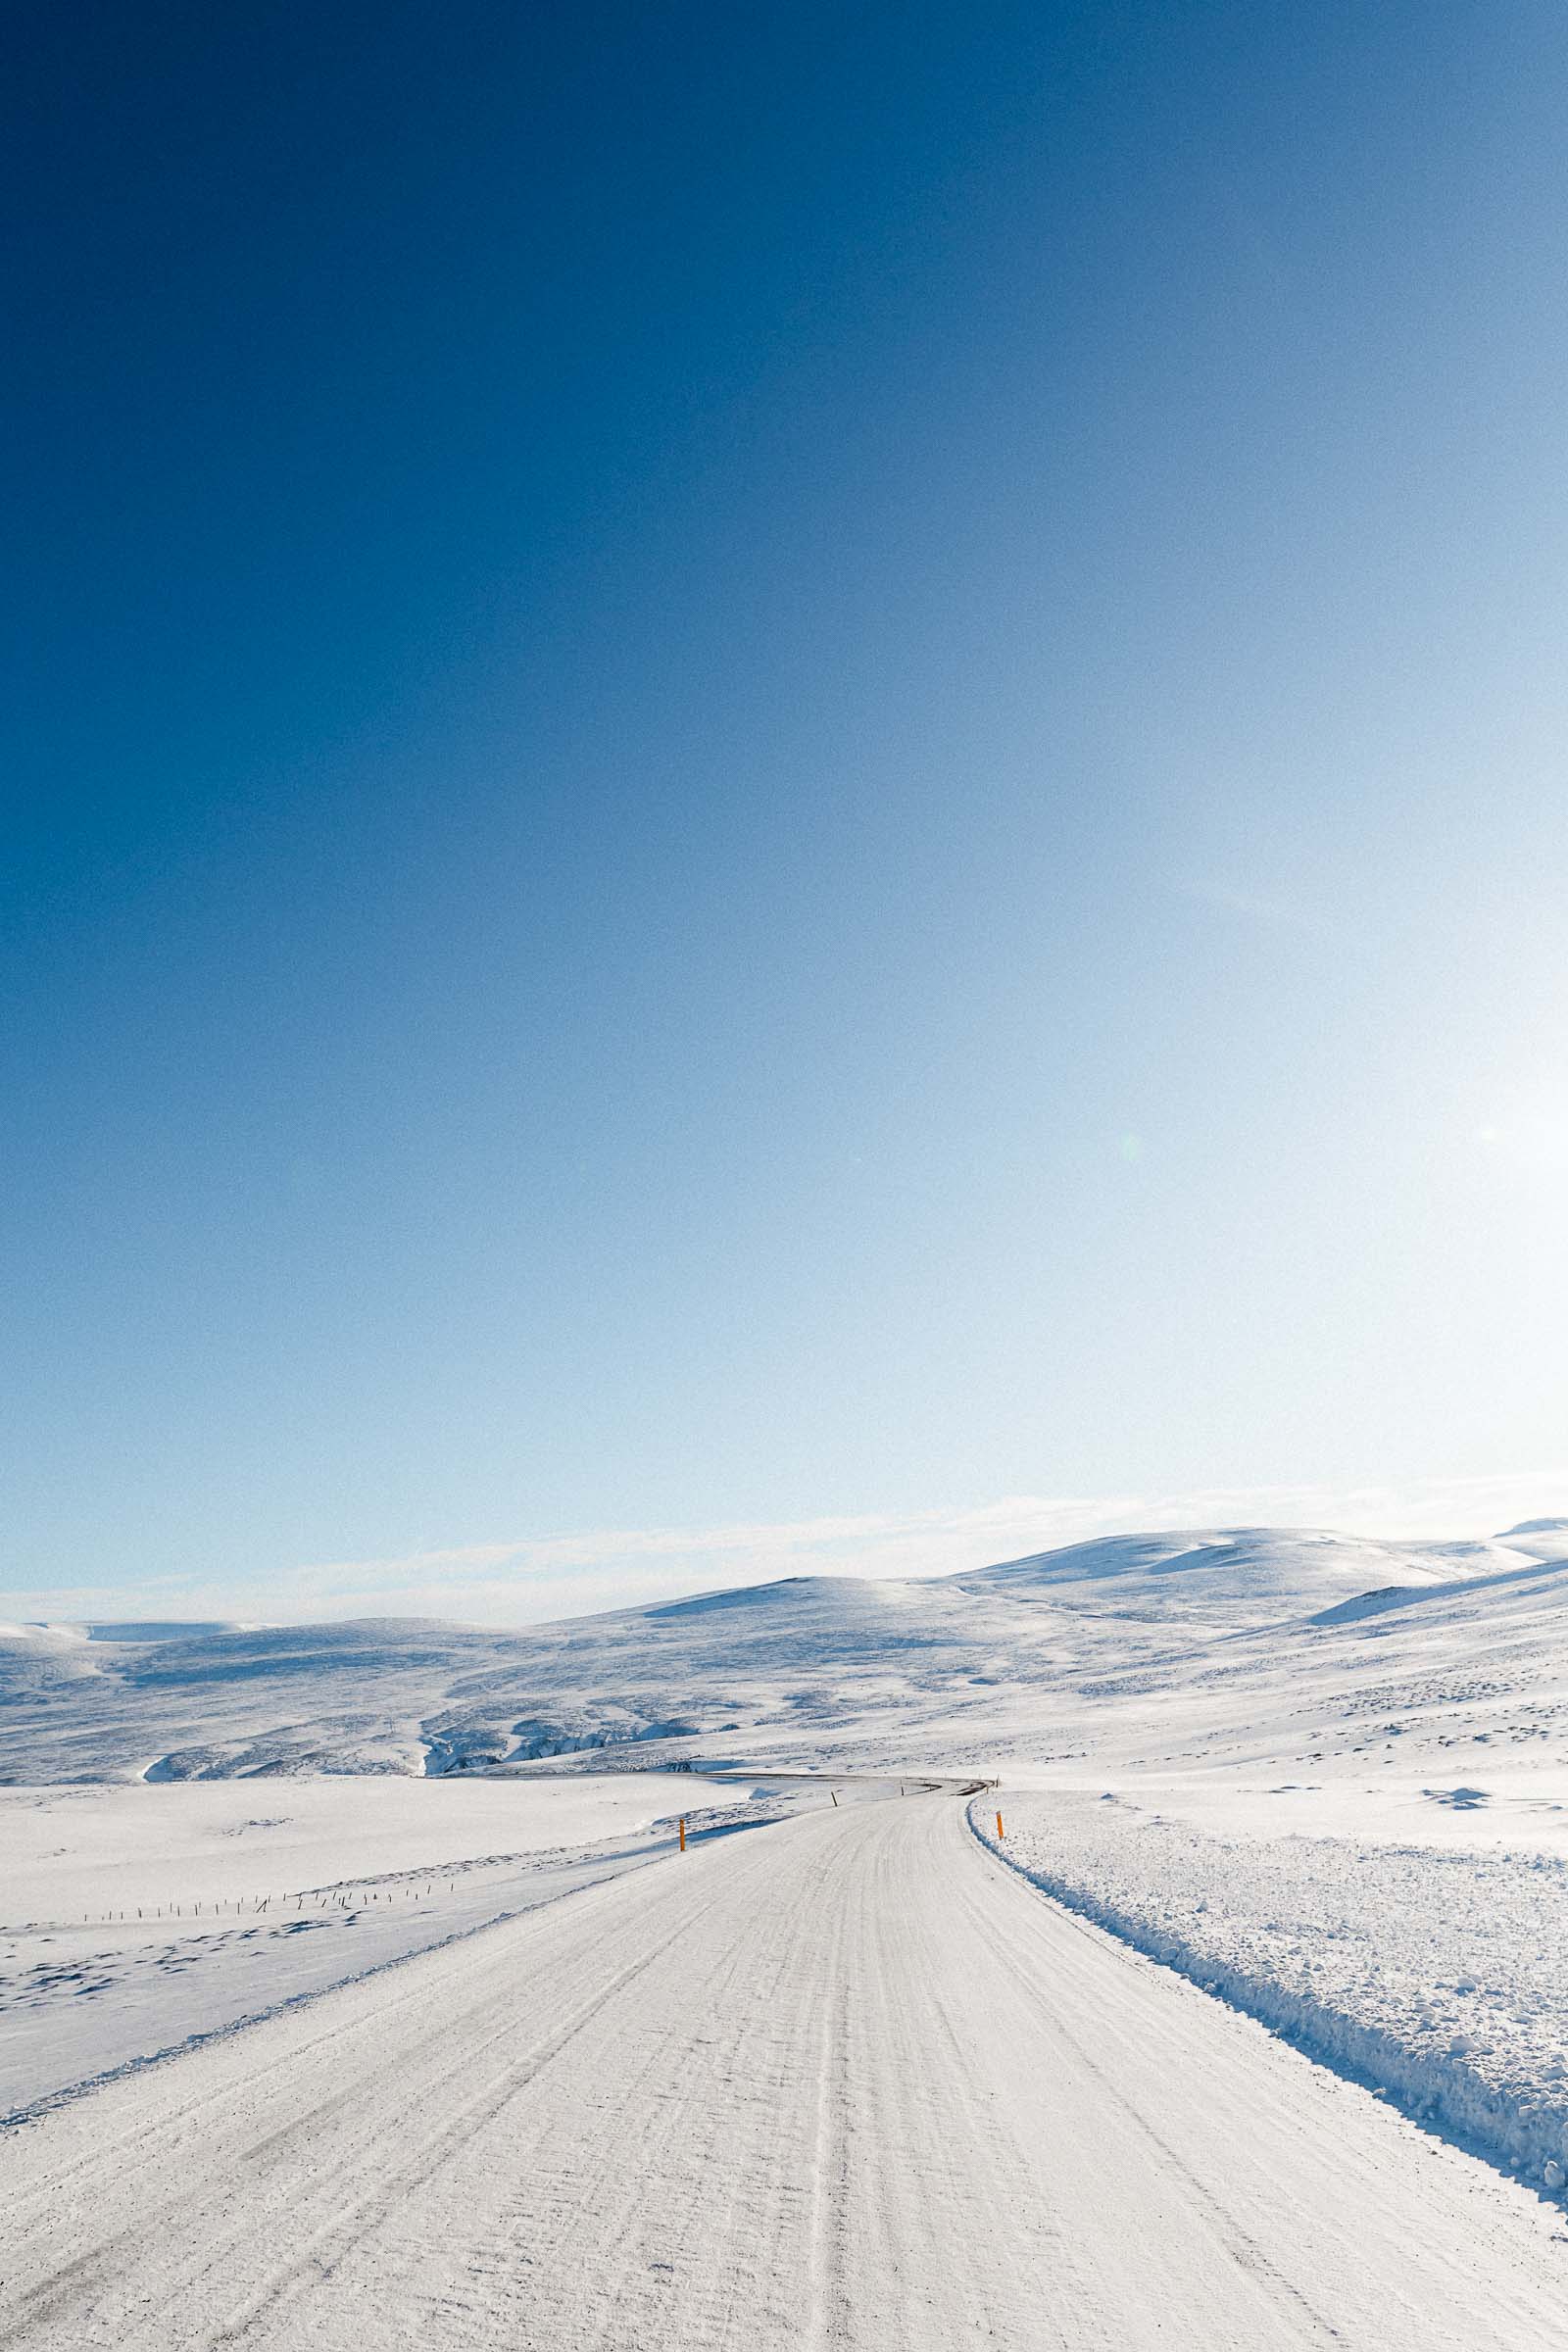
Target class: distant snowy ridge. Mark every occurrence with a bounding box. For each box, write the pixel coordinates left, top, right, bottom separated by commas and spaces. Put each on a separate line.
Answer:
1496, 1519, 1568, 1560
2, 1520, 1565, 1783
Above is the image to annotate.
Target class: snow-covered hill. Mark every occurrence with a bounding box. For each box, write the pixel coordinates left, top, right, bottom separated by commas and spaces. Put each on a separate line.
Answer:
4, 1522, 1565, 1788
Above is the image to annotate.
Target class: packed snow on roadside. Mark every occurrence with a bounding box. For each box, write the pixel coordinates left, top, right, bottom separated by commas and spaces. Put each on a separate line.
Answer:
0, 1770, 765, 2120
974, 1778, 1568, 2194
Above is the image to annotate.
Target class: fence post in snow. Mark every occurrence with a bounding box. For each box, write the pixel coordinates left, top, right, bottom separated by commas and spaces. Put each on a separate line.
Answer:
678, 1817, 686, 1852
996, 1811, 1004, 1840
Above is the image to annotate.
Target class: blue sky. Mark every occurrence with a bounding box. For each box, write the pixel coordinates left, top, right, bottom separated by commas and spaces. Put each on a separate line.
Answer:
5, 3, 1566, 1622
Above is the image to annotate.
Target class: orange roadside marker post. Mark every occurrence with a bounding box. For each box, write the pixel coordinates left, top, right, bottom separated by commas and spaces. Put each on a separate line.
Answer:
996, 1810, 1004, 1840
678, 1816, 686, 1852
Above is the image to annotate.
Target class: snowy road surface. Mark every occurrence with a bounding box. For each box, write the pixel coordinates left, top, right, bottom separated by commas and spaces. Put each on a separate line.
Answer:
3, 1794, 1566, 2349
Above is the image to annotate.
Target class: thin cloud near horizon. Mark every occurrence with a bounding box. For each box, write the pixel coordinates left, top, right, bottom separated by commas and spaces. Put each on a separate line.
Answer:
4, 1472, 1564, 1631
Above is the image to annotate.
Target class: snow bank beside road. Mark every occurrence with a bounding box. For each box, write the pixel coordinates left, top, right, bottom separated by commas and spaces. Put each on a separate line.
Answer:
975, 1788, 1568, 2194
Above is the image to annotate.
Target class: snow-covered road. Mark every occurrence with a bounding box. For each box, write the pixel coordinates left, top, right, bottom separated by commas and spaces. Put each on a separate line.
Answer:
3, 1793, 1566, 2349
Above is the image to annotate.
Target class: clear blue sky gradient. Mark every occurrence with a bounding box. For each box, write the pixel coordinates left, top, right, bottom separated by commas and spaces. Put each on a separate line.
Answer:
6, 2, 1566, 1605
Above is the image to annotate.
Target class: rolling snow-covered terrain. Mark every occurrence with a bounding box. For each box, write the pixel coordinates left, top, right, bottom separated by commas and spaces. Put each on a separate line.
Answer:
8, 1520, 1568, 1790
5, 1519, 1568, 2343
